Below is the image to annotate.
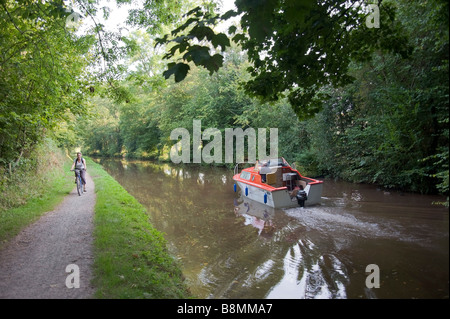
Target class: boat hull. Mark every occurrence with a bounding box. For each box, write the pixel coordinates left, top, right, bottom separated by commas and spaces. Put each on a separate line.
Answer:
235, 180, 323, 208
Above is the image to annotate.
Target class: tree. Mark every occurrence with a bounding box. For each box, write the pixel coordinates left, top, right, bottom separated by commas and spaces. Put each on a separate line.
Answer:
299, 0, 448, 195
153, 0, 411, 119
0, 0, 94, 167
0, 0, 188, 167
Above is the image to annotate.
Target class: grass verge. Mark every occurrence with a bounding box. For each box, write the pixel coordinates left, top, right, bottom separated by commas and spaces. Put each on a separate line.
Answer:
87, 158, 191, 299
0, 155, 74, 247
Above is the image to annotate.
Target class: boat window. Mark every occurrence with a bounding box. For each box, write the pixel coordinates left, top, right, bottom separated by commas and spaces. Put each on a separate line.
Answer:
268, 158, 287, 167
251, 175, 255, 181
240, 171, 251, 180
254, 158, 290, 171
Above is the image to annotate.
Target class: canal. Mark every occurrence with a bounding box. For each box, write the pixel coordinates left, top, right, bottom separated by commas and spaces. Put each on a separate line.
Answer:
93, 158, 449, 299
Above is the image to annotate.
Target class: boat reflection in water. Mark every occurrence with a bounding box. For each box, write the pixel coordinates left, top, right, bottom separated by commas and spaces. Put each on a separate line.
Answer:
231, 194, 349, 299
233, 197, 276, 237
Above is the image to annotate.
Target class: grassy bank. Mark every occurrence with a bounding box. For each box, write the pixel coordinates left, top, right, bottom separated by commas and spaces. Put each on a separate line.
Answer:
87, 158, 191, 299
0, 141, 74, 247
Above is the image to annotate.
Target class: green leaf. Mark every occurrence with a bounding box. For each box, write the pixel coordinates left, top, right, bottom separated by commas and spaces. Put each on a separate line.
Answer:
182, 45, 211, 64
162, 63, 190, 82
221, 9, 238, 20
203, 53, 223, 75
189, 25, 215, 42
232, 33, 247, 43
228, 25, 237, 35
211, 33, 230, 50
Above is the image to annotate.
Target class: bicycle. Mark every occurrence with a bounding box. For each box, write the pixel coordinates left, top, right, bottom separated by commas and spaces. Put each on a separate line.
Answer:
71, 169, 84, 196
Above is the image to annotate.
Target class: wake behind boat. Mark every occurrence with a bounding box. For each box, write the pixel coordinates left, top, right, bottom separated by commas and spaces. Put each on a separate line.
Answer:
233, 158, 323, 208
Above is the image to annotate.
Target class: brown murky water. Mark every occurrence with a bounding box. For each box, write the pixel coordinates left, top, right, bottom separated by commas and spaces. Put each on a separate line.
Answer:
94, 158, 449, 299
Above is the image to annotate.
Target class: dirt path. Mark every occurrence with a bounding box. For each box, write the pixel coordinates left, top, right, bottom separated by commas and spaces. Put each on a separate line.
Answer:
0, 172, 96, 299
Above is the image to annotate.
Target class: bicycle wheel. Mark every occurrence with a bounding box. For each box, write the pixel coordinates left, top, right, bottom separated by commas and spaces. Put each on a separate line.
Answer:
77, 173, 83, 196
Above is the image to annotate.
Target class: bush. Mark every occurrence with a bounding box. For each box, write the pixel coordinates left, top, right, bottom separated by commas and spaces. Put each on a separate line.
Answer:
0, 138, 67, 211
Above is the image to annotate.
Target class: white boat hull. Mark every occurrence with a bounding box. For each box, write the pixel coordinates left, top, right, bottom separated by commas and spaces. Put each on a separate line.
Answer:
236, 181, 323, 208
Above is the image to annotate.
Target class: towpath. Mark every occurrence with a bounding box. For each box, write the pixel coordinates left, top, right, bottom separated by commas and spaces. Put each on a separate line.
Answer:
0, 172, 96, 299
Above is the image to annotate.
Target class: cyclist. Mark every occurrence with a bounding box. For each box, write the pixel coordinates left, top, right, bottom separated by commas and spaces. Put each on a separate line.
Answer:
70, 152, 87, 192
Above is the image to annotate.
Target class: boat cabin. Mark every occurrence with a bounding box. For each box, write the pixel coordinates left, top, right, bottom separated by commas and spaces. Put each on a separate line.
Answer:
238, 158, 308, 191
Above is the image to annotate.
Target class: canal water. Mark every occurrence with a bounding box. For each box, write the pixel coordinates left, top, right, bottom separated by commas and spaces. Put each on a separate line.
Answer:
93, 158, 449, 299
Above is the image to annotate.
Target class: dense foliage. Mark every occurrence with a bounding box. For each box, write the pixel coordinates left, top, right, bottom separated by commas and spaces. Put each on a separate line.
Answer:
1, 0, 448, 200
0, 0, 183, 185
80, 0, 448, 198
0, 0, 92, 168
154, 0, 412, 119
0, 0, 184, 167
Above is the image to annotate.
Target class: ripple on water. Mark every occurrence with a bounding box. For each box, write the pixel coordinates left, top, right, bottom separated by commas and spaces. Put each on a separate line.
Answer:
265, 240, 349, 299
284, 206, 405, 240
